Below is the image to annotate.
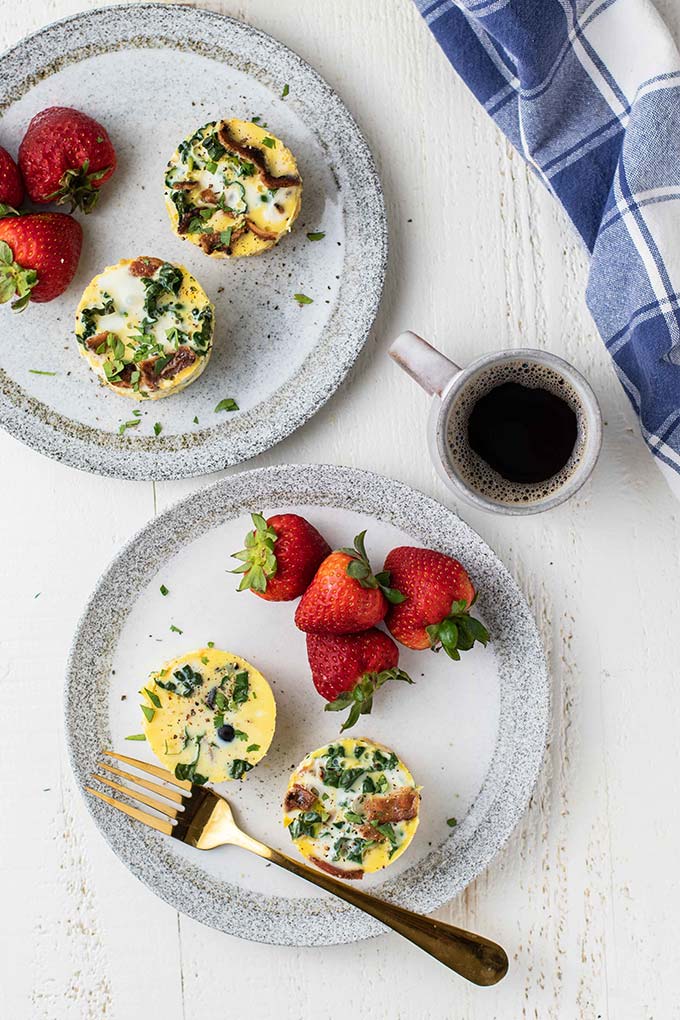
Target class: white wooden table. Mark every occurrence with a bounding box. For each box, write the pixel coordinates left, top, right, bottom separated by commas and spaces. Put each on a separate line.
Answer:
2, 1, 680, 1017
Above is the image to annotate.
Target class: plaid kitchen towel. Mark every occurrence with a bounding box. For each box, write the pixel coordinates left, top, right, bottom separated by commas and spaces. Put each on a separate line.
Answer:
415, 0, 680, 495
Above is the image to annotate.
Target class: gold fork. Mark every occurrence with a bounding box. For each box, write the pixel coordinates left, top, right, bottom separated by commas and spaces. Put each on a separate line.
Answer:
86, 751, 508, 985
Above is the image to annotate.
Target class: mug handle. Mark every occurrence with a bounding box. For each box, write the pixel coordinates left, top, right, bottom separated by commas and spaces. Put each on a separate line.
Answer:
389, 331, 462, 397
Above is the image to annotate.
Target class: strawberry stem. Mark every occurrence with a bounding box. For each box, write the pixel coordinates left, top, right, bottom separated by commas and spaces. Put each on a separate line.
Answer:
0, 240, 38, 311
324, 666, 413, 731
47, 159, 112, 214
426, 599, 490, 660
340, 531, 406, 604
230, 512, 278, 593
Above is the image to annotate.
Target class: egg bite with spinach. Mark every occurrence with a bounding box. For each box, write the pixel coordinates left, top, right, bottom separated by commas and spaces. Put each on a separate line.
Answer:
283, 737, 420, 880
164, 119, 302, 258
140, 648, 276, 784
75, 257, 214, 400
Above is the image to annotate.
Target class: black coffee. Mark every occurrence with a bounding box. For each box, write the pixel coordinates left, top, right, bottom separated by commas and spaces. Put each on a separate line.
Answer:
467, 380, 578, 484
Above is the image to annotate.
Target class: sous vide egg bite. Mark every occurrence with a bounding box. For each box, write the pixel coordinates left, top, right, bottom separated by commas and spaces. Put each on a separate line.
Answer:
283, 737, 420, 880
141, 648, 276, 784
75, 257, 214, 400
164, 119, 302, 258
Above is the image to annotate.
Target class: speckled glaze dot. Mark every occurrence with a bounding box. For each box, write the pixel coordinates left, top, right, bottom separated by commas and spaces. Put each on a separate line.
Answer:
65, 465, 550, 947
0, 5, 387, 480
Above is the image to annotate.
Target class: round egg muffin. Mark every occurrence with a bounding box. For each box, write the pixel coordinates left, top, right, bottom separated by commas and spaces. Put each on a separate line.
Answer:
283, 737, 420, 880
141, 648, 276, 784
164, 119, 302, 258
75, 257, 214, 400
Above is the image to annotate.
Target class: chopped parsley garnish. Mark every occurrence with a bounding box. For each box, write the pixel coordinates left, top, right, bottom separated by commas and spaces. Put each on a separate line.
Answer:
142, 687, 161, 708
294, 293, 313, 305
306, 232, 325, 241
371, 821, 399, 850
261, 136, 276, 148
193, 415, 199, 424
281, 83, 289, 98
215, 397, 239, 413
229, 759, 254, 780
246, 743, 261, 753
344, 811, 363, 825
323, 766, 365, 790
230, 669, 250, 706
154, 422, 163, 437
174, 736, 207, 785
446, 817, 458, 827
140, 704, 155, 722
29, 369, 58, 376
287, 811, 321, 839
160, 584, 169, 596
125, 733, 146, 741
169, 624, 183, 634
233, 729, 249, 741
119, 419, 140, 436
203, 132, 226, 161
156, 663, 202, 696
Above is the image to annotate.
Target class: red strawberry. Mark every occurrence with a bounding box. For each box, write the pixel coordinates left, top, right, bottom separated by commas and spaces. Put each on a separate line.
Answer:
295, 531, 405, 635
0, 213, 83, 309
231, 512, 331, 601
19, 107, 116, 214
307, 629, 412, 730
0, 146, 24, 210
384, 546, 489, 659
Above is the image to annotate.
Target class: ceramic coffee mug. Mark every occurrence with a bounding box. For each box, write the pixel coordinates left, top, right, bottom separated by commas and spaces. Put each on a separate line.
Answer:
389, 331, 602, 515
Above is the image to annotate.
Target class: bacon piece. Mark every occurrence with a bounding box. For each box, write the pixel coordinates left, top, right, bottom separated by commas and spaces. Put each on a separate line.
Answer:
309, 856, 363, 880
170, 180, 195, 191
217, 123, 301, 191
177, 211, 195, 235
198, 231, 224, 255
85, 331, 109, 352
284, 785, 317, 813
363, 788, 419, 824
159, 345, 197, 379
357, 823, 385, 842
110, 363, 135, 389
138, 358, 159, 391
199, 187, 218, 204
129, 257, 164, 278
246, 218, 279, 242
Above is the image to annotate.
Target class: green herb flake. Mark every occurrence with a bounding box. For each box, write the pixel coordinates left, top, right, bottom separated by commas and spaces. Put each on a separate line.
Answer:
246, 743, 261, 753
140, 704, 155, 723
281, 83, 290, 98
446, 817, 458, 828
153, 422, 163, 436
306, 232, 325, 242
193, 415, 199, 424
160, 584, 169, 596
119, 418, 141, 436
293, 293, 313, 306
29, 369, 58, 376
125, 733, 146, 741
229, 759, 254, 781
207, 641, 215, 648
170, 624, 183, 634
142, 687, 162, 708
215, 397, 239, 413
261, 136, 276, 148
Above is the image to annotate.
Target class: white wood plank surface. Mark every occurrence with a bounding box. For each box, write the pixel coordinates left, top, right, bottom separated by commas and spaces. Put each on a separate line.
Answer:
2, 1, 680, 1017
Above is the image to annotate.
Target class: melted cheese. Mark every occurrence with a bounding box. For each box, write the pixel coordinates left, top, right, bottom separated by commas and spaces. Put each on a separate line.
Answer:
164, 118, 302, 258
283, 737, 420, 877
142, 648, 276, 783
75, 258, 214, 401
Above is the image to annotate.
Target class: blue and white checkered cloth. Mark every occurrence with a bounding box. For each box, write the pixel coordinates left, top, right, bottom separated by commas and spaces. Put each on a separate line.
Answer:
415, 0, 680, 493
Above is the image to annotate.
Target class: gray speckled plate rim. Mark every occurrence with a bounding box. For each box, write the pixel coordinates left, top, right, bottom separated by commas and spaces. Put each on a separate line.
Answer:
0, 4, 387, 480
65, 464, 551, 947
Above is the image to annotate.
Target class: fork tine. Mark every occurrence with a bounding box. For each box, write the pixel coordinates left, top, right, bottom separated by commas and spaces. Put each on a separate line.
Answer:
92, 773, 181, 819
85, 785, 174, 835
102, 750, 192, 790
98, 761, 185, 804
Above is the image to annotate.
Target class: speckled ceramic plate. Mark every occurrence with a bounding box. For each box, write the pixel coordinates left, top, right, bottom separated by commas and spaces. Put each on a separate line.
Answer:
65, 465, 550, 946
0, 5, 386, 479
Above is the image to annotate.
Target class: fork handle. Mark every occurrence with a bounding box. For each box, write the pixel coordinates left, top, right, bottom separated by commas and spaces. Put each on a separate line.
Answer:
234, 830, 508, 985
